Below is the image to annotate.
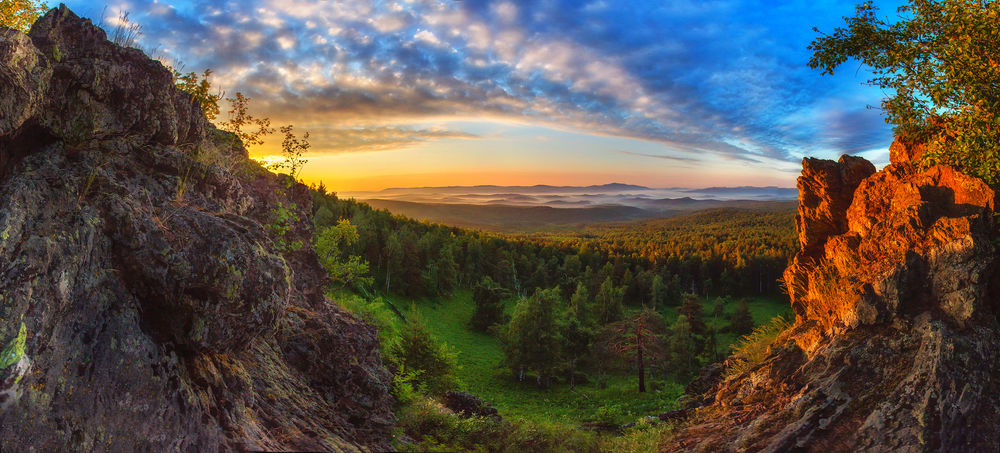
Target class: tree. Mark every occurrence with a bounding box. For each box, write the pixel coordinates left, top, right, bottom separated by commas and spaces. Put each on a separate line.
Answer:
600, 308, 666, 392
386, 309, 460, 396
569, 282, 591, 316
271, 125, 309, 182
314, 220, 372, 289
501, 288, 563, 387
594, 277, 624, 325
560, 309, 594, 388
810, 0, 1000, 186
221, 93, 273, 149
729, 299, 755, 336
436, 244, 459, 295
666, 314, 697, 380
470, 276, 507, 331
678, 293, 707, 337
650, 274, 668, 308
1, 0, 46, 33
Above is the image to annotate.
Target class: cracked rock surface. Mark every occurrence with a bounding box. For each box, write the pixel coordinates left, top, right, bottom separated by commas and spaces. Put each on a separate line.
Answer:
0, 7, 393, 452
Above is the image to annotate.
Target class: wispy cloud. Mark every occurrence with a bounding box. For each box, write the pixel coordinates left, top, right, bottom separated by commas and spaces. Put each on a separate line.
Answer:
308, 125, 479, 153
69, 0, 896, 160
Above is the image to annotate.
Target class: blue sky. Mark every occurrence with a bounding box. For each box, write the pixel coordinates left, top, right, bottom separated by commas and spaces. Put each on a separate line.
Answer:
63, 0, 904, 190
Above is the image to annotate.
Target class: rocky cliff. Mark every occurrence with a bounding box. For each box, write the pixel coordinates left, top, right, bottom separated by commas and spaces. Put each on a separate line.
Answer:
665, 139, 1000, 451
0, 7, 393, 452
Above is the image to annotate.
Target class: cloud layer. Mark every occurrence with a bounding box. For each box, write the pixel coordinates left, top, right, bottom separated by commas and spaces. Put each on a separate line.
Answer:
68, 0, 897, 167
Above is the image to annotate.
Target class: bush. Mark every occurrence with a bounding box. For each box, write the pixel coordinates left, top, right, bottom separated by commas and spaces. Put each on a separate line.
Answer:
396, 396, 601, 453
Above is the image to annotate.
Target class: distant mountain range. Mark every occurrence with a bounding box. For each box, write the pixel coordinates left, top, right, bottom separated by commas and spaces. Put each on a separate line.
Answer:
375, 183, 652, 194
339, 184, 798, 232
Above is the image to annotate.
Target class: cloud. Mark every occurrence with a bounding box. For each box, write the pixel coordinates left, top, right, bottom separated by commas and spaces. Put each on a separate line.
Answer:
306, 125, 479, 153
64, 0, 894, 160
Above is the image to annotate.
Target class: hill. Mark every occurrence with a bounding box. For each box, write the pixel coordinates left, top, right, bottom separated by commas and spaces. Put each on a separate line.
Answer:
361, 198, 795, 233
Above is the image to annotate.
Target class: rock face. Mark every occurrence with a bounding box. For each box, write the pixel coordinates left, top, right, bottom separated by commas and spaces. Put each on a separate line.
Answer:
0, 7, 393, 452
665, 138, 1000, 452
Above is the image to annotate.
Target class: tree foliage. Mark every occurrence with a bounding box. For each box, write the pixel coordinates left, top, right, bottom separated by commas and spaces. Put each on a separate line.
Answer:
0, 0, 46, 33
315, 220, 373, 289
810, 0, 1000, 186
221, 92, 274, 149
470, 276, 507, 331
387, 310, 460, 396
501, 288, 563, 386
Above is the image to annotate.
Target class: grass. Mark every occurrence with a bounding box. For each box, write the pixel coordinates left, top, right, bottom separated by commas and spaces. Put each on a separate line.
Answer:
339, 287, 791, 428
385, 290, 793, 427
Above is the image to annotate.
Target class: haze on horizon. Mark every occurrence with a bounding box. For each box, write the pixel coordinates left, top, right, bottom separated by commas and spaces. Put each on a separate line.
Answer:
64, 0, 903, 191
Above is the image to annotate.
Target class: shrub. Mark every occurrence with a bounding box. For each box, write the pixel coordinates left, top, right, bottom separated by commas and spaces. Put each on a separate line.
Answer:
396, 396, 601, 453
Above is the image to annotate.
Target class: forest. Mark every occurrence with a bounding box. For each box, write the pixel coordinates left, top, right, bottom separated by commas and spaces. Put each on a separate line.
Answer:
309, 185, 796, 449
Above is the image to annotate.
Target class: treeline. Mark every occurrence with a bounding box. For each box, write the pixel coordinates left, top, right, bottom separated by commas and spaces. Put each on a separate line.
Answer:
520, 207, 797, 296
312, 188, 795, 304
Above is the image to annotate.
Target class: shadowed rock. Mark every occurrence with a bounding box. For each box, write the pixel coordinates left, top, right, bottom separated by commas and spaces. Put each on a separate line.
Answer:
0, 6, 393, 451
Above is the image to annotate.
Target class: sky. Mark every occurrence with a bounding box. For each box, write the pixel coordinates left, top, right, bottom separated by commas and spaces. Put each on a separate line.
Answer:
63, 0, 904, 191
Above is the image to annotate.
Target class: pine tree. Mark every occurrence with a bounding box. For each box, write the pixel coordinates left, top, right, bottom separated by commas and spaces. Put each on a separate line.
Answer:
387, 309, 459, 395
601, 307, 666, 392
667, 314, 697, 380
679, 293, 707, 336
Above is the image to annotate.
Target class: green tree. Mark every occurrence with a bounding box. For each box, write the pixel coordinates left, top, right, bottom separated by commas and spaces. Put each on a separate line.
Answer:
470, 276, 507, 332
1, 0, 46, 33
650, 274, 668, 308
594, 276, 624, 325
560, 308, 594, 388
436, 244, 459, 295
386, 309, 460, 396
271, 125, 309, 182
666, 314, 697, 380
501, 288, 563, 387
314, 220, 372, 289
569, 282, 591, 316
678, 293, 707, 337
729, 299, 755, 336
810, 0, 1000, 186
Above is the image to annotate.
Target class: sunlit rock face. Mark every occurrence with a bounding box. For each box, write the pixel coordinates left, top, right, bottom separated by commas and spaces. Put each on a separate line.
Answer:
666, 136, 1000, 452
0, 6, 393, 451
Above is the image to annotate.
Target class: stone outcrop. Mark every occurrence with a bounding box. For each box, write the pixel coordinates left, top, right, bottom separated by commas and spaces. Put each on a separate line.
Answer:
0, 7, 393, 452
665, 137, 1000, 451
